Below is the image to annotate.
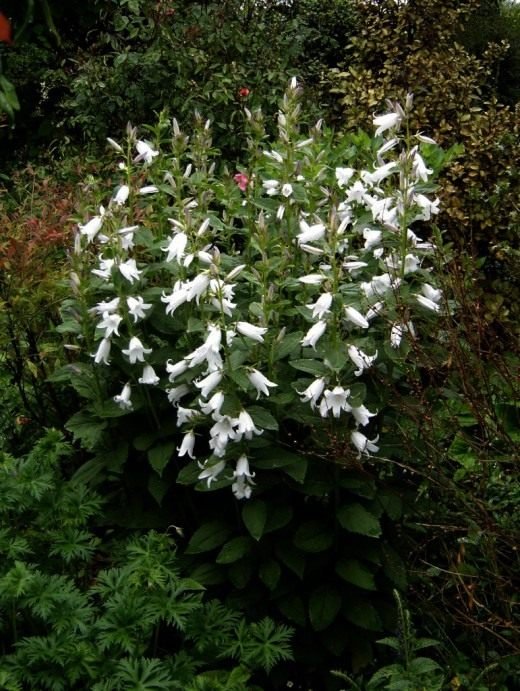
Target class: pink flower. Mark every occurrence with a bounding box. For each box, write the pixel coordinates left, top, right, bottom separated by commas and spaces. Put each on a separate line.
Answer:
233, 173, 249, 192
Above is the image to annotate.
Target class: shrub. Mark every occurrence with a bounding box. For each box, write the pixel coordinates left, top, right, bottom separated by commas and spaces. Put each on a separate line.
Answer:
328, 0, 520, 338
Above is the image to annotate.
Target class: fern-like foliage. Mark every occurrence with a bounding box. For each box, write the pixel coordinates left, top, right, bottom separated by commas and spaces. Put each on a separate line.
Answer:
0, 431, 293, 688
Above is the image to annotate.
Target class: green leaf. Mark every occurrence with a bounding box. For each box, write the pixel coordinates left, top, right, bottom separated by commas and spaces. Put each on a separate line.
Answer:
147, 441, 176, 476
275, 541, 306, 579
228, 559, 253, 589
185, 521, 232, 554
337, 503, 382, 538
216, 536, 252, 564
336, 559, 377, 591
242, 500, 267, 541
343, 598, 382, 631
247, 406, 279, 431
259, 559, 281, 590
293, 520, 333, 552
65, 410, 107, 450
148, 473, 169, 506
277, 593, 306, 626
274, 332, 303, 360
289, 359, 329, 376
378, 489, 403, 520
381, 544, 407, 589
264, 505, 293, 533
309, 585, 342, 631
448, 432, 477, 470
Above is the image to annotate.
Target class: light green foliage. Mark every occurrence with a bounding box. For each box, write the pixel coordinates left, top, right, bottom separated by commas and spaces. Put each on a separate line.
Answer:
0, 430, 293, 689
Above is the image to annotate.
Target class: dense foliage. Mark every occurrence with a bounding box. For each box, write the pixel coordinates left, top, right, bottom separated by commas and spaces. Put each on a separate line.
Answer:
0, 1, 518, 689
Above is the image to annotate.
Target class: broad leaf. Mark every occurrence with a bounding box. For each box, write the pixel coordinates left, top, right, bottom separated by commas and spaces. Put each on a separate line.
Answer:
293, 520, 333, 553
242, 500, 267, 541
335, 558, 377, 591
309, 585, 342, 631
185, 521, 232, 554
337, 503, 382, 538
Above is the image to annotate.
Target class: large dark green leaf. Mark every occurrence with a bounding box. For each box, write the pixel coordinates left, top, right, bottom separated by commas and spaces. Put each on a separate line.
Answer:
309, 585, 342, 631
216, 536, 253, 564
185, 521, 232, 554
293, 520, 333, 552
147, 441, 176, 476
337, 503, 382, 538
242, 500, 268, 541
335, 558, 377, 591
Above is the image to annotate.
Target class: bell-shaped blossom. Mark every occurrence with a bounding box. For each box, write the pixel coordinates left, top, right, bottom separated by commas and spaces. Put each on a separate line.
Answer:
348, 345, 378, 376
107, 137, 123, 152
138, 364, 160, 385
79, 210, 104, 243
127, 296, 152, 322
166, 384, 190, 405
118, 225, 138, 251
298, 273, 326, 285
90, 297, 120, 315
199, 391, 225, 416
122, 336, 152, 364
162, 232, 188, 263
361, 161, 397, 186
210, 415, 238, 456
363, 229, 382, 250
166, 358, 189, 382
421, 283, 442, 303
416, 294, 440, 312
403, 254, 421, 274
92, 255, 115, 280
114, 382, 132, 410
96, 311, 122, 339
195, 370, 223, 399
235, 410, 263, 440
373, 111, 402, 137
119, 258, 142, 284
232, 455, 256, 500
335, 167, 355, 188
298, 377, 326, 408
360, 274, 394, 298
92, 338, 111, 365
301, 320, 327, 349
306, 292, 332, 319
351, 430, 380, 458
139, 185, 159, 195
135, 139, 159, 164
351, 404, 376, 428
413, 193, 440, 221
236, 321, 268, 343
185, 324, 222, 371
162, 282, 189, 315
198, 460, 226, 487
177, 431, 196, 459
185, 272, 210, 303
366, 301, 385, 321
322, 386, 351, 418
345, 306, 369, 329
262, 179, 280, 195
346, 180, 367, 204
390, 321, 415, 348
113, 185, 129, 206
177, 406, 200, 427
297, 220, 326, 246
248, 369, 278, 399
281, 183, 293, 197
412, 152, 433, 182
343, 261, 368, 272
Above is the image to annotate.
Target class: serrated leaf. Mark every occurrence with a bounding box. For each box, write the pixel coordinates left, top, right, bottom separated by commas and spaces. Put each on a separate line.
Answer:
309, 586, 342, 631
378, 489, 403, 520
336, 559, 377, 590
216, 536, 252, 564
381, 544, 407, 589
242, 500, 267, 540
185, 521, 232, 554
65, 410, 107, 450
337, 503, 381, 538
293, 520, 333, 552
147, 441, 176, 476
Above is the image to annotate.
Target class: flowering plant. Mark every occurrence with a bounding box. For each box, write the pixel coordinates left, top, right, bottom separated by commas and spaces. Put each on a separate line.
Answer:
61, 82, 445, 499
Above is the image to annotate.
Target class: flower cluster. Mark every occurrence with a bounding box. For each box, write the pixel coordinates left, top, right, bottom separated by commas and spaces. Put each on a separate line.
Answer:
70, 84, 443, 498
